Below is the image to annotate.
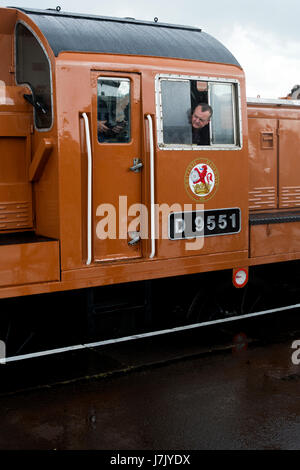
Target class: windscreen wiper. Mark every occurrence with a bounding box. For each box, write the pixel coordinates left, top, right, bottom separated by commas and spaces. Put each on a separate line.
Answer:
23, 94, 47, 115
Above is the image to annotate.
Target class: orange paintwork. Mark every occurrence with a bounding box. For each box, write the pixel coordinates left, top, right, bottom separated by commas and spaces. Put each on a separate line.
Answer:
247, 101, 300, 262
0, 239, 60, 287
250, 222, 300, 258
0, 6, 299, 301
248, 117, 278, 210
56, 53, 248, 275
0, 86, 33, 231
91, 71, 142, 262
248, 103, 300, 211
278, 119, 300, 208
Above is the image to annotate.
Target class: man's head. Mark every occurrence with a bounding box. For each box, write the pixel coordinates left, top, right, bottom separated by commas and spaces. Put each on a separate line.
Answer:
191, 103, 213, 129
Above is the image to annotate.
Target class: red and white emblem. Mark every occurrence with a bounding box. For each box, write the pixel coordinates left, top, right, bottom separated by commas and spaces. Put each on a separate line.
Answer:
185, 160, 219, 201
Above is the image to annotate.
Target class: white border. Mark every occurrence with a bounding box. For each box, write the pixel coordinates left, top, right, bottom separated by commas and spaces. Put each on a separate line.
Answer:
155, 74, 243, 151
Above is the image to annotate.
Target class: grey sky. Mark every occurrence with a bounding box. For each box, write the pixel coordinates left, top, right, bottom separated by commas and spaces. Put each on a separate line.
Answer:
2, 0, 299, 98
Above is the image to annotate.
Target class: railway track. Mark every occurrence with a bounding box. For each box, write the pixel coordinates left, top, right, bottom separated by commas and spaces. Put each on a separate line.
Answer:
0, 303, 300, 396
3, 300, 300, 364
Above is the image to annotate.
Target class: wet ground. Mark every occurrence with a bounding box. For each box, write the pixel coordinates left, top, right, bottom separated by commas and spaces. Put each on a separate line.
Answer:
0, 313, 300, 450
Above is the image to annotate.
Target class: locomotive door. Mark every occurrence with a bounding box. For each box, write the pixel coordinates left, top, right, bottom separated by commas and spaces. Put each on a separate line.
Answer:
91, 71, 142, 262
278, 119, 300, 208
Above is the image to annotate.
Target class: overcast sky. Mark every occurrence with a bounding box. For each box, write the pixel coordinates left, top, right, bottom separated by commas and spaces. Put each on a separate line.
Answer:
2, 0, 299, 98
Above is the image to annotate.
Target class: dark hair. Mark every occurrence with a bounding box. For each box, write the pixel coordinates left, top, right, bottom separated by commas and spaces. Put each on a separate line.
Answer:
192, 102, 213, 116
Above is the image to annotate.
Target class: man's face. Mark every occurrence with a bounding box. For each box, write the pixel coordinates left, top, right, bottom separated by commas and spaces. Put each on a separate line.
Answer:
192, 106, 211, 129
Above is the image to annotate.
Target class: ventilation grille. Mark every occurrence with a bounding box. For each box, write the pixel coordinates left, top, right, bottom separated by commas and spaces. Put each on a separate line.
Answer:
0, 202, 32, 230
249, 187, 276, 210
280, 186, 300, 208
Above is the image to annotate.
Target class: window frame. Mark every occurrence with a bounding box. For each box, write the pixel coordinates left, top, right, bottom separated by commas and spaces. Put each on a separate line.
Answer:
155, 74, 242, 151
15, 21, 54, 132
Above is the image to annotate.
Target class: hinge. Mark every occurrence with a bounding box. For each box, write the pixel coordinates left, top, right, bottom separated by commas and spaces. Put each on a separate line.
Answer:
9, 66, 15, 74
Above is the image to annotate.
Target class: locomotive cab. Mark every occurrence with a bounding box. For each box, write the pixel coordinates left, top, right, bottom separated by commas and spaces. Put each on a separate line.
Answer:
50, 9, 248, 282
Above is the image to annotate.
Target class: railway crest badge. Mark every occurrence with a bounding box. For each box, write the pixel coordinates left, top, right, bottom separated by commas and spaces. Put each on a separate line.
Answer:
185, 159, 219, 201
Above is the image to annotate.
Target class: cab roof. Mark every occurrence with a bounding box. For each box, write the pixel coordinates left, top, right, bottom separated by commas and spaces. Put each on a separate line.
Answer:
12, 7, 241, 66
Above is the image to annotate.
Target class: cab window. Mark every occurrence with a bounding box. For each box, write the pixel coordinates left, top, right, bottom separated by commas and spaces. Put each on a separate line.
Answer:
157, 76, 240, 149
97, 78, 130, 143
16, 23, 52, 130
209, 83, 236, 145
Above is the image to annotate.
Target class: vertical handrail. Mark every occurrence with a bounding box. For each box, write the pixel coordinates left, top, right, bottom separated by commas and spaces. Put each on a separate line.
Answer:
146, 114, 155, 259
82, 113, 92, 266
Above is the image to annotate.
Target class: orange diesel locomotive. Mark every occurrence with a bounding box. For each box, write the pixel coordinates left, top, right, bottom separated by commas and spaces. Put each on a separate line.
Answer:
0, 7, 299, 358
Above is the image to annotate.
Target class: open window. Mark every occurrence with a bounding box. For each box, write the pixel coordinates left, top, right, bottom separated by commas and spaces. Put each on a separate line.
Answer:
15, 22, 53, 130
156, 75, 241, 149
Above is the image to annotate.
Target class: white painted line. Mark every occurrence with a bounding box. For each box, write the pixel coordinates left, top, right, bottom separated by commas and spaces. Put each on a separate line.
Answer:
2, 302, 300, 364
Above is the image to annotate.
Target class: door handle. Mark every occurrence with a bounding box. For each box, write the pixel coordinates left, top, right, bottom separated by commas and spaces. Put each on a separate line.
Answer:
130, 158, 143, 172
128, 231, 141, 246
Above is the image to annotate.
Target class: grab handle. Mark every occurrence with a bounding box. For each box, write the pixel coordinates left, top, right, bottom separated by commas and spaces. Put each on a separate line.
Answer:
146, 114, 155, 259
82, 113, 92, 266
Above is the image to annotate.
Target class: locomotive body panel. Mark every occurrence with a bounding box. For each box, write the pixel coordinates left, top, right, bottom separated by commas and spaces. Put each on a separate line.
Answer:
0, 235, 59, 287
0, 95, 33, 231
54, 52, 248, 278
248, 117, 278, 210
248, 100, 300, 264
278, 119, 300, 209
250, 222, 300, 259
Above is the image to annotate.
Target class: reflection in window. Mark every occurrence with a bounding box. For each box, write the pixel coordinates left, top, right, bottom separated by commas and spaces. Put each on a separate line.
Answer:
16, 23, 52, 130
210, 83, 235, 145
97, 78, 130, 143
161, 80, 191, 144
159, 78, 239, 148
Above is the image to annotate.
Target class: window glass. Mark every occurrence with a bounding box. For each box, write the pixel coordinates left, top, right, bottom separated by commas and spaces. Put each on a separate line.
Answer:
159, 78, 238, 148
97, 78, 130, 143
161, 80, 191, 144
16, 23, 52, 129
209, 83, 235, 145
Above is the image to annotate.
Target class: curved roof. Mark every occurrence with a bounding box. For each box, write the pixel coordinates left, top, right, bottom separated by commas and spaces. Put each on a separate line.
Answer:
13, 7, 241, 67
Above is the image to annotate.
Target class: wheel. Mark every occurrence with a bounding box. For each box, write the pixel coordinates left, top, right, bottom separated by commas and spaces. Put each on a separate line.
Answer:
187, 279, 274, 324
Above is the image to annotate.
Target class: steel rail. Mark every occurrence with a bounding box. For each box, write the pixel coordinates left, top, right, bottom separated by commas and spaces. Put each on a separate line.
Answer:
1, 302, 300, 364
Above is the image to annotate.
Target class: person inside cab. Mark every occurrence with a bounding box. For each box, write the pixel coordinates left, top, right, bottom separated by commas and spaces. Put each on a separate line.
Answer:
97, 99, 129, 143
97, 78, 130, 143
191, 103, 213, 145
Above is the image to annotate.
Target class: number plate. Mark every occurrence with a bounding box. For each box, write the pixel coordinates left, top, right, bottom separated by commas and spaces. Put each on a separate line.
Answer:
169, 208, 241, 240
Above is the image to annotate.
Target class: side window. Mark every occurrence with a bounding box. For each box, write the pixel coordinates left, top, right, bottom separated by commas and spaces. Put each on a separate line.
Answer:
161, 80, 191, 145
158, 77, 240, 148
15, 23, 52, 130
97, 78, 130, 143
209, 83, 235, 145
